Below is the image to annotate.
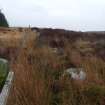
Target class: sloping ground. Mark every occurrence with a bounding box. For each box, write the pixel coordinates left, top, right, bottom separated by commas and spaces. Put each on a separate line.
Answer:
0, 27, 39, 60
0, 27, 39, 48
6, 46, 105, 105
0, 27, 24, 48
1, 27, 105, 105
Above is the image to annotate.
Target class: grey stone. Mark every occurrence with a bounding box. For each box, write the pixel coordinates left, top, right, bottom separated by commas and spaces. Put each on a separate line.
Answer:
63, 68, 86, 80
0, 72, 14, 105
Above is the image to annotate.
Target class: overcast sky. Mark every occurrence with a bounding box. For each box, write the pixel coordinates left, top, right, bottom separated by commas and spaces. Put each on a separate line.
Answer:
0, 0, 105, 31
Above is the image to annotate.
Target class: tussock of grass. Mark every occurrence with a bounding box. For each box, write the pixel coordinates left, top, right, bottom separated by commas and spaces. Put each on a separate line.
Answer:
6, 29, 105, 105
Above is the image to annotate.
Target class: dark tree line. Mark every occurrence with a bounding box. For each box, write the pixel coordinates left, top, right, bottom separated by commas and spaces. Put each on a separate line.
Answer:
0, 11, 9, 27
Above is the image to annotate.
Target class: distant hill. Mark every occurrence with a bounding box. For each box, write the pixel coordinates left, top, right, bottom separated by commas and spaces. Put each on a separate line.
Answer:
0, 11, 9, 27
86, 31, 105, 34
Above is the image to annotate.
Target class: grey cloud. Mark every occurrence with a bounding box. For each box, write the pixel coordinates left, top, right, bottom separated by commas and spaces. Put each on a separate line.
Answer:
0, 0, 105, 31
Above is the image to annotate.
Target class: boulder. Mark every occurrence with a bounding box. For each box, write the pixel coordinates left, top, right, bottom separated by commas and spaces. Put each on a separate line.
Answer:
63, 68, 86, 80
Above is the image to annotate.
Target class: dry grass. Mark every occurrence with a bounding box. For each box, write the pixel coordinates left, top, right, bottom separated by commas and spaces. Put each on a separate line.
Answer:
4, 29, 105, 105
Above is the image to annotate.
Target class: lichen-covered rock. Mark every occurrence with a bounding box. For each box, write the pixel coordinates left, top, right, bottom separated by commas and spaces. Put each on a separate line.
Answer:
63, 68, 86, 80
0, 72, 14, 105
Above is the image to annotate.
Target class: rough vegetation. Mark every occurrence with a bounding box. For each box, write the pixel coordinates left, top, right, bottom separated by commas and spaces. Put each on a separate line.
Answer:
0, 27, 105, 105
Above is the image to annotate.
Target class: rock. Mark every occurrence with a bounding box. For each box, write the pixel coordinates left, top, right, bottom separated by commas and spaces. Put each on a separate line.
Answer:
0, 72, 14, 105
63, 68, 86, 80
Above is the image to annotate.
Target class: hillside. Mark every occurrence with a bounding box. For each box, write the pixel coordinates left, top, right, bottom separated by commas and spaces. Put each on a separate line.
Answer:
0, 27, 105, 105
0, 27, 105, 60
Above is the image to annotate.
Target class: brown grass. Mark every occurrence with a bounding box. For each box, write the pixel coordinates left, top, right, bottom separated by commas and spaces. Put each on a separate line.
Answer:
5, 29, 105, 105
